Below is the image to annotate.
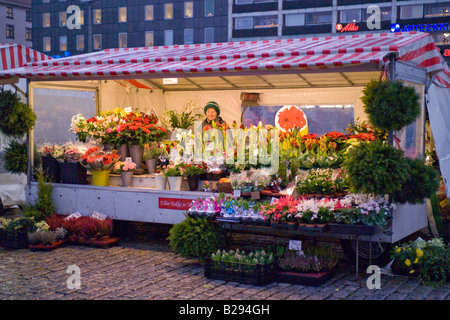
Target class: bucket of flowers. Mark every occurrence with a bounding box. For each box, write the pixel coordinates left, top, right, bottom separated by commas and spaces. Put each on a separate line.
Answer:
80, 146, 120, 186
114, 161, 137, 187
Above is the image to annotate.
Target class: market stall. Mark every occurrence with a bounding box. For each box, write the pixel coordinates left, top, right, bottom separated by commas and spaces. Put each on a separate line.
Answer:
0, 32, 449, 265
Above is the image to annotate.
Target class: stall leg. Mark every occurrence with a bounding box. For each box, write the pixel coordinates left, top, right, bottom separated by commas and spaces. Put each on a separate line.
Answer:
355, 238, 359, 277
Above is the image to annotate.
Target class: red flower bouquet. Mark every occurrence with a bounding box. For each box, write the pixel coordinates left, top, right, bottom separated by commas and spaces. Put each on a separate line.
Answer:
80, 147, 120, 171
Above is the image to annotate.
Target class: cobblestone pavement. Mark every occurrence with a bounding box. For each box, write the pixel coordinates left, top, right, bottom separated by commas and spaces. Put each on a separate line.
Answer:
1, 237, 449, 302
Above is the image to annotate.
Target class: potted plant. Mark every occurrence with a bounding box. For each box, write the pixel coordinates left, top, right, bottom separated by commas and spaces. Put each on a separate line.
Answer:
183, 162, 207, 191
80, 146, 120, 186
114, 161, 136, 187
167, 215, 224, 261
161, 100, 202, 132
143, 142, 167, 174
162, 163, 186, 191
276, 244, 340, 286
1, 216, 36, 249
28, 223, 68, 251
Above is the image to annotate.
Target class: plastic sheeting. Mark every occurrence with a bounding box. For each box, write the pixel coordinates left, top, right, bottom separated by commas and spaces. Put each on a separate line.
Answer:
0, 173, 26, 207
426, 83, 450, 198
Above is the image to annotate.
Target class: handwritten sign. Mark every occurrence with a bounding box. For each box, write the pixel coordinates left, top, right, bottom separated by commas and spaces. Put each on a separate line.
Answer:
91, 211, 108, 220
158, 197, 193, 210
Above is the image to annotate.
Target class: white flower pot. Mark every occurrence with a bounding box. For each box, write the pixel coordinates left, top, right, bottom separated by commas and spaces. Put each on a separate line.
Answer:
168, 176, 183, 191
154, 174, 167, 190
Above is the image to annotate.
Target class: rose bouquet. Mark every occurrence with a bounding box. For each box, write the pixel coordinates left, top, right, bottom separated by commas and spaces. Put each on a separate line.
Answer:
113, 161, 136, 173
161, 163, 185, 177
80, 147, 120, 171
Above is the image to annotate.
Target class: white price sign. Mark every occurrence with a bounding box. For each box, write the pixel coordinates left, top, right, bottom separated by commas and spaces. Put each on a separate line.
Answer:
289, 240, 302, 251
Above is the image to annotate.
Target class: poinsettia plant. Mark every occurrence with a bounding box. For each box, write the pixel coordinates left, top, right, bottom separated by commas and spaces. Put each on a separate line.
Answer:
80, 147, 120, 171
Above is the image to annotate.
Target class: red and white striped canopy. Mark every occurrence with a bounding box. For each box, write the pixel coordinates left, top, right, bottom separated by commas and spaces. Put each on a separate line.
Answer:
0, 43, 51, 71
0, 32, 448, 88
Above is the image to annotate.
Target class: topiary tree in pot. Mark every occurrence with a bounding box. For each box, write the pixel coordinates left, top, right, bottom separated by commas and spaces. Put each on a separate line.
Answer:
342, 141, 411, 196
361, 79, 421, 132
391, 157, 440, 205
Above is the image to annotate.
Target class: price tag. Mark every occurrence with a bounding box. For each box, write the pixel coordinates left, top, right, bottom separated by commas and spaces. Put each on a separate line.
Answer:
233, 189, 241, 197
289, 240, 302, 251
65, 211, 82, 220
125, 157, 133, 163
91, 211, 108, 220
439, 198, 449, 208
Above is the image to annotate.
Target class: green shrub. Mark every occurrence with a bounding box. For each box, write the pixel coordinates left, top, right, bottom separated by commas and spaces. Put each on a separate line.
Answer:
167, 215, 224, 261
0, 89, 36, 138
2, 140, 28, 174
23, 171, 55, 222
342, 141, 410, 196
361, 79, 420, 131
391, 158, 440, 204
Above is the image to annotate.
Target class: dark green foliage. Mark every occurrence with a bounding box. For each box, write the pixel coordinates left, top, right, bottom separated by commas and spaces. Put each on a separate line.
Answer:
167, 215, 224, 261
361, 79, 420, 131
0, 89, 36, 138
342, 141, 410, 196
23, 171, 55, 222
391, 158, 440, 204
2, 140, 28, 174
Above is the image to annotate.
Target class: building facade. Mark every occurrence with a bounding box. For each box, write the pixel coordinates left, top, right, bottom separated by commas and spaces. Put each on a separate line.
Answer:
31, 0, 228, 57
0, 0, 32, 46
230, 0, 450, 62
31, 0, 450, 63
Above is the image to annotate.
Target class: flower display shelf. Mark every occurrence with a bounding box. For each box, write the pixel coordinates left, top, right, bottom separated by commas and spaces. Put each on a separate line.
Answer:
275, 269, 337, 286
327, 224, 382, 236
78, 236, 119, 248
241, 217, 271, 227
271, 222, 297, 231
29, 239, 67, 251
204, 257, 276, 286
297, 224, 329, 233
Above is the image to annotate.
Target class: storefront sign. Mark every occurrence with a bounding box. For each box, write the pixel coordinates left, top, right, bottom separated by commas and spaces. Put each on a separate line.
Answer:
158, 197, 193, 210
391, 23, 449, 33
336, 23, 359, 32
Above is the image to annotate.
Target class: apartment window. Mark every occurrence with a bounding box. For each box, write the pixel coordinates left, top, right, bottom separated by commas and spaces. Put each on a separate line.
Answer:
6, 7, 13, 18
205, 0, 214, 17
305, 11, 332, 25
185, 2, 194, 18
285, 13, 305, 27
43, 12, 50, 27
145, 31, 154, 46
60, 36, 67, 51
119, 33, 127, 48
254, 15, 278, 28
6, 25, 14, 39
204, 27, 214, 43
94, 34, 102, 50
235, 17, 253, 29
119, 7, 127, 23
425, 2, 450, 17
26, 10, 32, 21
145, 5, 154, 21
184, 29, 194, 44
60, 12, 67, 26
340, 9, 361, 23
43, 37, 51, 52
165, 3, 173, 19
400, 5, 423, 19
236, 0, 252, 4
255, 0, 276, 2
26, 28, 32, 41
164, 30, 173, 46
77, 35, 85, 51
79, 10, 85, 25
93, 9, 101, 24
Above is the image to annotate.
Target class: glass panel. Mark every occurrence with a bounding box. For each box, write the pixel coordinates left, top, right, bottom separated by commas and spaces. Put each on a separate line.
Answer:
119, 7, 127, 22
205, 0, 214, 17
285, 13, 305, 27
400, 5, 423, 19
33, 89, 96, 146
145, 31, 154, 46
185, 2, 193, 18
254, 15, 278, 28
306, 11, 332, 25
235, 17, 253, 29
94, 9, 101, 24
145, 5, 154, 21
165, 3, 173, 19
340, 9, 361, 23
184, 29, 194, 44
43, 13, 50, 27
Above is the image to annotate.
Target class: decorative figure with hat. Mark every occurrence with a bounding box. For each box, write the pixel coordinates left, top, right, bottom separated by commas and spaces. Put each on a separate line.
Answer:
202, 101, 226, 129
